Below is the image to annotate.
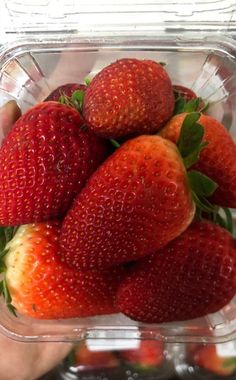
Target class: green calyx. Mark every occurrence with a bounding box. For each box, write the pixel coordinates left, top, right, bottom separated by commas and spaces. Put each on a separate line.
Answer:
177, 112, 234, 234
0, 226, 18, 316
223, 357, 236, 371
174, 95, 209, 115
59, 76, 91, 112
59, 89, 86, 113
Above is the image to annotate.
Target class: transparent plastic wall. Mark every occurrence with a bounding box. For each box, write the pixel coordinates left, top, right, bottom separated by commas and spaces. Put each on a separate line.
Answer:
0, 1, 236, 343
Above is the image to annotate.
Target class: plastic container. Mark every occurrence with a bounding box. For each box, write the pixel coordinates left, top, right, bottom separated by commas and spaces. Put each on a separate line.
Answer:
174, 340, 236, 379
56, 339, 175, 380
0, 1, 236, 344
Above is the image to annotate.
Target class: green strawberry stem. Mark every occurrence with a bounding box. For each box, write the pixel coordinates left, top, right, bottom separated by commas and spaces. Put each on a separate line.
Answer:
177, 112, 234, 234
0, 226, 18, 316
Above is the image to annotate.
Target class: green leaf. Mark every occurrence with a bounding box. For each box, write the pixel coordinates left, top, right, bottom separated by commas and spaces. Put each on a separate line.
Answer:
59, 94, 70, 105
71, 90, 85, 110
215, 213, 228, 230
177, 113, 203, 157
84, 77, 91, 86
223, 358, 236, 368
1, 278, 17, 317
0, 248, 9, 260
4, 227, 15, 244
183, 98, 201, 113
7, 304, 17, 317
110, 139, 121, 149
3, 278, 11, 304
0, 262, 6, 273
0, 227, 6, 252
0, 280, 3, 295
200, 101, 209, 113
174, 97, 186, 115
192, 192, 217, 213
174, 96, 202, 115
188, 170, 218, 197
183, 141, 208, 169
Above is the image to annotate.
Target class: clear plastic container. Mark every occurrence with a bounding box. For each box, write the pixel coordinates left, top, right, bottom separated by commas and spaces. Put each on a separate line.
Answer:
0, 0, 236, 344
174, 340, 236, 379
55, 340, 175, 380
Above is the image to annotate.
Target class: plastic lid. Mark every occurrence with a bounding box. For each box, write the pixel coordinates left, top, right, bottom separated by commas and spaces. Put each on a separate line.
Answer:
0, 0, 236, 37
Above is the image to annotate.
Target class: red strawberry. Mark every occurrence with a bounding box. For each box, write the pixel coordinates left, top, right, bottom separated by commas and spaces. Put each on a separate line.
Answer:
173, 85, 197, 102
44, 83, 86, 101
59, 135, 195, 270
116, 220, 236, 323
74, 343, 119, 369
0, 101, 108, 225
192, 345, 236, 376
160, 113, 236, 207
121, 341, 164, 369
1, 221, 125, 319
83, 58, 174, 138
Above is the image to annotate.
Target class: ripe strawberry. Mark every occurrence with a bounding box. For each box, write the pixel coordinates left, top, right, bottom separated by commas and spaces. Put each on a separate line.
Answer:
59, 135, 195, 270
0, 101, 108, 225
83, 58, 174, 138
121, 341, 164, 369
44, 83, 86, 101
173, 85, 197, 102
0, 221, 125, 319
116, 220, 236, 323
74, 343, 119, 369
192, 345, 236, 376
160, 113, 236, 207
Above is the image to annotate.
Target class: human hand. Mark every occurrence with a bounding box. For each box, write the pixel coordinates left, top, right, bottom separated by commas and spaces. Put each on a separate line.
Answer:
0, 333, 72, 380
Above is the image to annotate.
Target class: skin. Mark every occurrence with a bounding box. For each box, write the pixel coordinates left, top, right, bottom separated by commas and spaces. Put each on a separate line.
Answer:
0, 102, 73, 380
0, 333, 72, 380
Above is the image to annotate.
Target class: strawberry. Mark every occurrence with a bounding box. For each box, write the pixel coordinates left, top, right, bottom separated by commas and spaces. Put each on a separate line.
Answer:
160, 113, 236, 207
116, 220, 236, 323
120, 341, 164, 369
74, 343, 119, 369
59, 134, 195, 270
83, 58, 174, 139
0, 221, 125, 319
192, 345, 236, 376
44, 83, 86, 102
173, 85, 197, 102
0, 101, 108, 225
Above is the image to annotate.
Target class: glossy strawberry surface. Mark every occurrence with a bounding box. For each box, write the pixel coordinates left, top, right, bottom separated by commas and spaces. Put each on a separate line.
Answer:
4, 221, 125, 319
83, 58, 175, 138
160, 113, 236, 207
0, 101, 108, 225
117, 220, 236, 323
60, 135, 195, 270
